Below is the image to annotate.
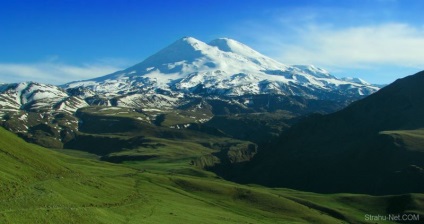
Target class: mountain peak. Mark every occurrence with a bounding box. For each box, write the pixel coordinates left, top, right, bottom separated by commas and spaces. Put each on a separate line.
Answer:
165, 36, 208, 51
125, 37, 211, 74
177, 36, 204, 46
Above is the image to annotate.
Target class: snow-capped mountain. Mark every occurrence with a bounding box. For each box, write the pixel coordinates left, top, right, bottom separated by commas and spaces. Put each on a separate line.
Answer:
0, 37, 382, 149
0, 82, 87, 116
0, 82, 84, 147
64, 37, 379, 99
0, 37, 382, 125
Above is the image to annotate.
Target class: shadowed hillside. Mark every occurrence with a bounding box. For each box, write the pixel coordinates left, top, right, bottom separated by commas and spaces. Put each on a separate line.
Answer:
216, 71, 424, 195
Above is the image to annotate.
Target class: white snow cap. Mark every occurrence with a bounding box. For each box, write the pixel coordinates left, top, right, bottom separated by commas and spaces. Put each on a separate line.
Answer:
63, 36, 379, 97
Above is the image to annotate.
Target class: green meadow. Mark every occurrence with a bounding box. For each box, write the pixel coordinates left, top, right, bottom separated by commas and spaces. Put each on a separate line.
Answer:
1, 127, 423, 223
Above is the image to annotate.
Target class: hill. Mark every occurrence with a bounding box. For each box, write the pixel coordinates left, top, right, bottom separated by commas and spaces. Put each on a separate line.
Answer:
219, 71, 424, 195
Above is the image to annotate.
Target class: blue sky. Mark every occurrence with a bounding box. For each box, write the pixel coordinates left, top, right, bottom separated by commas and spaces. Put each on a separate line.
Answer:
1, 0, 423, 84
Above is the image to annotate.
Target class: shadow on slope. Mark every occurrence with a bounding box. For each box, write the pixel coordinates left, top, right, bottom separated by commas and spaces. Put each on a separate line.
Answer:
212, 71, 424, 195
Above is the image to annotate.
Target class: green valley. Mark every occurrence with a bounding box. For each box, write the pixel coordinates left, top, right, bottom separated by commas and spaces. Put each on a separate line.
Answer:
1, 126, 423, 223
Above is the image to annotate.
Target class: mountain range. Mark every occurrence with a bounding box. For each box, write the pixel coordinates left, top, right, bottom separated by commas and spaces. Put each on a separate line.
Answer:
0, 37, 379, 148
0, 37, 380, 113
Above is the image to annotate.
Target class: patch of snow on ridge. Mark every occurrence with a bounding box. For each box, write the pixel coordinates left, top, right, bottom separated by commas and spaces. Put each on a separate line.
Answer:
340, 77, 370, 85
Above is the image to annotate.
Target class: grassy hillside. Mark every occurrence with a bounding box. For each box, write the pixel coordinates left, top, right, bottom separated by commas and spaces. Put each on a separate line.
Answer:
2, 127, 423, 223
380, 129, 424, 152
0, 127, 140, 223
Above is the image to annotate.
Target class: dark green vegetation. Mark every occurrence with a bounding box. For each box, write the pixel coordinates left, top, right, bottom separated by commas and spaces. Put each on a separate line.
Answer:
204, 110, 298, 143
2, 127, 424, 223
219, 71, 424, 195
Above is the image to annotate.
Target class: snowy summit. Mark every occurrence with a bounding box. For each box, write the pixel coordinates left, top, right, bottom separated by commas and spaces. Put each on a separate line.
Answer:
64, 37, 378, 98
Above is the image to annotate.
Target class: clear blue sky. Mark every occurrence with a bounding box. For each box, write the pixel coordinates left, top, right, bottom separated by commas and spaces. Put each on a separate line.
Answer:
1, 0, 423, 84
